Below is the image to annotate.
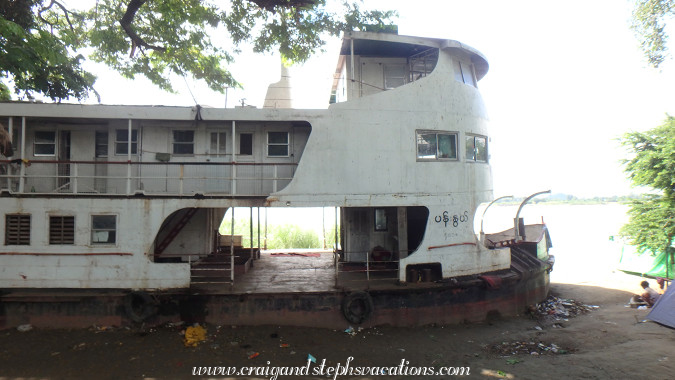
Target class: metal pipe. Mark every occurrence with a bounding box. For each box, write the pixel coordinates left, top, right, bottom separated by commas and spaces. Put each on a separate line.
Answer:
19, 117, 26, 193
514, 190, 551, 241
480, 195, 513, 237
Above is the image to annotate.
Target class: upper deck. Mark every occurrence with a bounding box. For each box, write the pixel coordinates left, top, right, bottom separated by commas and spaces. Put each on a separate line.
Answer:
0, 31, 491, 204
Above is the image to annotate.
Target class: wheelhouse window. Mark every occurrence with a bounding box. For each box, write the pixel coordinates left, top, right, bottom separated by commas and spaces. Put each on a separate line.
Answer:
416, 131, 458, 160
267, 132, 289, 157
34, 131, 56, 156
466, 135, 488, 162
384, 64, 407, 89
172, 130, 194, 155
115, 129, 138, 155
91, 215, 116, 244
453, 60, 477, 87
49, 216, 75, 245
239, 133, 253, 155
209, 132, 227, 156
5, 214, 30, 245
95, 131, 108, 157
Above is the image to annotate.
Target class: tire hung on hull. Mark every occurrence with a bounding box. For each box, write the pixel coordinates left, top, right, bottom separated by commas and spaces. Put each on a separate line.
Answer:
341, 291, 374, 325
123, 291, 158, 323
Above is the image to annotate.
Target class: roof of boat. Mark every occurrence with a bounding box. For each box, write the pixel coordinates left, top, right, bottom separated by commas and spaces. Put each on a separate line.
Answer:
338, 31, 489, 80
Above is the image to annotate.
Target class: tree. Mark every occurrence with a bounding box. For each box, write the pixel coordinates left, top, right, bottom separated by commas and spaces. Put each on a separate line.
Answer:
620, 116, 675, 258
631, 0, 675, 67
0, 0, 395, 102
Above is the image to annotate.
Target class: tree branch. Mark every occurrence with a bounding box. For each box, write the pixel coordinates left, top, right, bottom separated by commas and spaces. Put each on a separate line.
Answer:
248, 0, 317, 12
119, 0, 165, 57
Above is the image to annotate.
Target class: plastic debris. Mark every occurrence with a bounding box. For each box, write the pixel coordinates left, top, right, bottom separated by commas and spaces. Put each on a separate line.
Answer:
16, 324, 33, 332
183, 324, 207, 347
280, 343, 290, 348
488, 340, 571, 356
530, 296, 595, 325
308, 354, 317, 363
248, 352, 260, 359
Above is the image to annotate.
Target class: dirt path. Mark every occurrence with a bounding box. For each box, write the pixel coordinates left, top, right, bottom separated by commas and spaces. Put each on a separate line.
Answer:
1, 270, 673, 379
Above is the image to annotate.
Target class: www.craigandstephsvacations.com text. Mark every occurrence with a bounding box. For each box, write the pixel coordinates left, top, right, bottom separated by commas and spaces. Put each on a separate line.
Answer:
192, 357, 470, 378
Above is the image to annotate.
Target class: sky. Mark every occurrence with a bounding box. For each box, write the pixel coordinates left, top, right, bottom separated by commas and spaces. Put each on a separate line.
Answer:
79, 0, 675, 198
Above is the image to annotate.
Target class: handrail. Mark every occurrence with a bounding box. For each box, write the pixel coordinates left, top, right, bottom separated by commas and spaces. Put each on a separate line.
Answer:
514, 190, 551, 241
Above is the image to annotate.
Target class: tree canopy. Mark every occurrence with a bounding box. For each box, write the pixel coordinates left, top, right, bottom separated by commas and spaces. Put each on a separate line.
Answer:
631, 0, 675, 67
620, 116, 675, 256
0, 0, 395, 102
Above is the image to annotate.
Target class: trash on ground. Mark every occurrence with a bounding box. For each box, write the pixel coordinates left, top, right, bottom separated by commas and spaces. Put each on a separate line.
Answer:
183, 324, 207, 347
488, 340, 570, 356
16, 324, 33, 332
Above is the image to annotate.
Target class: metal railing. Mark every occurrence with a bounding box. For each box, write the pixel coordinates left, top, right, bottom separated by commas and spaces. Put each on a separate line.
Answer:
0, 160, 296, 196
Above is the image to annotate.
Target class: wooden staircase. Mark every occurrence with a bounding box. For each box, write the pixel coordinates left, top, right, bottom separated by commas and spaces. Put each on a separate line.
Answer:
190, 248, 256, 285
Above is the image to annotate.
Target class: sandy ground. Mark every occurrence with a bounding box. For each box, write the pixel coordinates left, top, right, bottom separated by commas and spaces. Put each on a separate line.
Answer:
0, 268, 673, 380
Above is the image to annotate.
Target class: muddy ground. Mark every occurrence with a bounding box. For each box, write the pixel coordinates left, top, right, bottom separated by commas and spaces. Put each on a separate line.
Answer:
0, 270, 673, 379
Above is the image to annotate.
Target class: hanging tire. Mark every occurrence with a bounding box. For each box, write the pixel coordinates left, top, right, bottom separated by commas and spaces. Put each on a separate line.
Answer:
123, 292, 157, 323
341, 291, 374, 325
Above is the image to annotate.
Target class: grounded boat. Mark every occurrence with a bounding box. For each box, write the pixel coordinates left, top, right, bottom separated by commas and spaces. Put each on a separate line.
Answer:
0, 30, 553, 328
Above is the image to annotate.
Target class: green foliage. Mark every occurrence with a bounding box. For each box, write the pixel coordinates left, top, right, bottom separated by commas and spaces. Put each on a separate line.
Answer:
631, 0, 675, 67
220, 217, 337, 249
620, 116, 675, 254
0, 0, 395, 101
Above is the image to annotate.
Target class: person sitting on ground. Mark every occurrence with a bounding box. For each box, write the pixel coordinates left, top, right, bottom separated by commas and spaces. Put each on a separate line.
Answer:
640, 280, 661, 307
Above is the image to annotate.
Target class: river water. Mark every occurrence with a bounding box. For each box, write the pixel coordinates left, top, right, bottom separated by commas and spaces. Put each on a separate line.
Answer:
482, 203, 632, 288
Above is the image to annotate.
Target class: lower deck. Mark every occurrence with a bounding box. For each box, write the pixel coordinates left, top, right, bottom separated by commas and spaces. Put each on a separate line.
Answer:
189, 248, 405, 295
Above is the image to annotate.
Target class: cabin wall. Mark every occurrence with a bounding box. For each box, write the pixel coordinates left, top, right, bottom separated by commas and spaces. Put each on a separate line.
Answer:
4, 118, 310, 196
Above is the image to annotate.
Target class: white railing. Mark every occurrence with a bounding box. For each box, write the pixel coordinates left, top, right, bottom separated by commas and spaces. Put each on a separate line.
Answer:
0, 160, 296, 196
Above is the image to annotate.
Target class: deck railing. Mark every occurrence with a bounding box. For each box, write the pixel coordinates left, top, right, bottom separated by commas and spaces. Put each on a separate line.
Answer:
0, 160, 296, 196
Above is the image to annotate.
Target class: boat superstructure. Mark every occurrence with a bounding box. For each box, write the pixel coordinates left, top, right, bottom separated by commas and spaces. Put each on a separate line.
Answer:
0, 31, 552, 328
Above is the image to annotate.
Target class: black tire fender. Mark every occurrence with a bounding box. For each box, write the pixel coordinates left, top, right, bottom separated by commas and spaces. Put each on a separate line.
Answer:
341, 291, 374, 325
123, 291, 157, 323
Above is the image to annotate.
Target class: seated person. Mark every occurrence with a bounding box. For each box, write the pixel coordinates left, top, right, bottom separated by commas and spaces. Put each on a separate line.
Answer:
640, 280, 661, 307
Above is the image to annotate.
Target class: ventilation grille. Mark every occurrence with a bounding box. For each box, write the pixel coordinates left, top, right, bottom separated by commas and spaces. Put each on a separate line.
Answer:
5, 214, 31, 245
49, 216, 75, 245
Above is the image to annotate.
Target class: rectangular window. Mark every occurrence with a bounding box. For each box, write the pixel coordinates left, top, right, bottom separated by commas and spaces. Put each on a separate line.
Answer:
172, 130, 194, 155
239, 133, 253, 155
115, 129, 138, 155
384, 64, 406, 89
465, 135, 488, 162
49, 216, 75, 245
95, 131, 108, 157
416, 131, 457, 160
91, 215, 116, 244
5, 214, 30, 245
267, 132, 289, 157
209, 132, 227, 156
34, 131, 56, 156
374, 208, 387, 231
453, 60, 477, 87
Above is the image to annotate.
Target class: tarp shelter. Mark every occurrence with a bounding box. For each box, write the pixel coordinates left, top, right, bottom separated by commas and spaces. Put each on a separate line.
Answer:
616, 242, 674, 279
647, 285, 675, 329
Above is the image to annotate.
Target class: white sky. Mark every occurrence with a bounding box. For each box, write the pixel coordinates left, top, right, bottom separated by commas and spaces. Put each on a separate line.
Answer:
81, 0, 675, 198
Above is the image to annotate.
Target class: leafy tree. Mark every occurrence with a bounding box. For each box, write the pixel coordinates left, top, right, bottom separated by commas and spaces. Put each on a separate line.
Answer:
0, 0, 395, 101
631, 0, 675, 67
620, 116, 675, 257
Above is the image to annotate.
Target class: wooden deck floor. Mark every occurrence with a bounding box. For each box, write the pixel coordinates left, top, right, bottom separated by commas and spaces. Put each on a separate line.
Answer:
190, 249, 401, 295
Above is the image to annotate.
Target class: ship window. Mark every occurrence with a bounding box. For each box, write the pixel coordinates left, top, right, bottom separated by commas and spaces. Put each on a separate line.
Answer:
5, 214, 30, 245
49, 216, 75, 245
374, 208, 388, 231
34, 131, 56, 156
209, 132, 227, 156
384, 64, 406, 89
173, 130, 194, 155
466, 135, 488, 162
91, 215, 116, 244
453, 60, 477, 88
115, 129, 138, 155
95, 131, 108, 157
267, 132, 289, 157
416, 131, 457, 160
239, 133, 253, 155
